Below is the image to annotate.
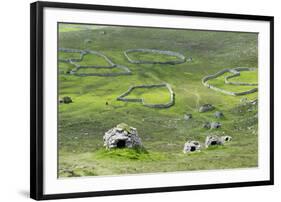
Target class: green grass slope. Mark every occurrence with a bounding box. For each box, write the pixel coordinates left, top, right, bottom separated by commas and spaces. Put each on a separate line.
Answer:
58, 23, 258, 177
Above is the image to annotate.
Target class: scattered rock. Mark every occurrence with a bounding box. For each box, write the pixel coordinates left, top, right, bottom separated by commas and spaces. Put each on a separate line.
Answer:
184, 114, 192, 120
214, 111, 224, 118
59, 96, 72, 104
59, 98, 64, 104
203, 122, 221, 129
103, 123, 142, 149
203, 122, 211, 129
210, 122, 221, 129
199, 104, 214, 113
205, 135, 224, 147
183, 141, 201, 153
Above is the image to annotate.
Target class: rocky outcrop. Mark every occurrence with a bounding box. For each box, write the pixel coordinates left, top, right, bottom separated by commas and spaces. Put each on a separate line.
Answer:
183, 141, 201, 153
103, 123, 142, 149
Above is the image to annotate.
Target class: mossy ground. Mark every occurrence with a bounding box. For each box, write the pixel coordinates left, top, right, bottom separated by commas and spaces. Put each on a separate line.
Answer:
58, 23, 258, 178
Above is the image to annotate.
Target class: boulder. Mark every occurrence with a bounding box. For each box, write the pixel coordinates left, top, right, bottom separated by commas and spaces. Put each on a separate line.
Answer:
183, 141, 201, 153
184, 114, 192, 120
203, 122, 211, 129
59, 96, 72, 104
199, 104, 214, 113
203, 122, 221, 129
103, 123, 142, 149
210, 122, 221, 129
214, 111, 224, 118
205, 135, 224, 147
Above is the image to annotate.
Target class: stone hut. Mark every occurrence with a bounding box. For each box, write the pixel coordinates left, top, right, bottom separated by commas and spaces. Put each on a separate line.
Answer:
183, 141, 201, 153
205, 135, 232, 147
205, 135, 224, 147
103, 123, 142, 149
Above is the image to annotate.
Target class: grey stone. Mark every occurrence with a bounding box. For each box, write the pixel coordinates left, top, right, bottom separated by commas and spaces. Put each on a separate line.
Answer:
183, 141, 201, 153
210, 122, 221, 129
205, 135, 224, 147
203, 122, 211, 129
103, 123, 142, 149
184, 114, 192, 120
199, 104, 214, 113
214, 111, 224, 118
60, 96, 72, 104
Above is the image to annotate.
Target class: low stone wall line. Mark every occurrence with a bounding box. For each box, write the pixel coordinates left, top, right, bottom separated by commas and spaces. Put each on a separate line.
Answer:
202, 67, 258, 96
124, 48, 187, 65
116, 83, 175, 108
59, 48, 132, 77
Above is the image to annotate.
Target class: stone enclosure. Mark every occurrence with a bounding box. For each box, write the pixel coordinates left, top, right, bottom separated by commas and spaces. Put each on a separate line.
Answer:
116, 83, 175, 108
124, 48, 187, 65
59, 48, 132, 76
202, 67, 258, 96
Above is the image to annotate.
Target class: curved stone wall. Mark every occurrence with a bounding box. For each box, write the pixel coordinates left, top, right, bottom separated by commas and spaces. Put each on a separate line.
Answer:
59, 48, 131, 76
116, 83, 175, 108
124, 48, 186, 65
202, 67, 258, 96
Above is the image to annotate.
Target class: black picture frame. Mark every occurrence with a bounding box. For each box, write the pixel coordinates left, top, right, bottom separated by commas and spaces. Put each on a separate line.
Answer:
30, 1, 274, 200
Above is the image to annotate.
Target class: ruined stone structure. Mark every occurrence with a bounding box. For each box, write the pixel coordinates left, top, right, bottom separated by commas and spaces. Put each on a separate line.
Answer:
202, 67, 258, 96
124, 48, 186, 65
59, 48, 131, 76
116, 83, 175, 108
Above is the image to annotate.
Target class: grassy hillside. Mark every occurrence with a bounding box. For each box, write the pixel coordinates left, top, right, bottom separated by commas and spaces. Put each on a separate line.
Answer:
58, 23, 258, 177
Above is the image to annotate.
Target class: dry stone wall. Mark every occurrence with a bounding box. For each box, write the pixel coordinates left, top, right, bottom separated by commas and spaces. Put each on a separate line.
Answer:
124, 48, 186, 65
116, 83, 175, 108
202, 67, 258, 96
59, 48, 131, 76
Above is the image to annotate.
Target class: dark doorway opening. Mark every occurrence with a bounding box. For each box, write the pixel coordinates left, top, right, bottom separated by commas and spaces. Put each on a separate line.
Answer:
116, 140, 126, 148
190, 146, 196, 152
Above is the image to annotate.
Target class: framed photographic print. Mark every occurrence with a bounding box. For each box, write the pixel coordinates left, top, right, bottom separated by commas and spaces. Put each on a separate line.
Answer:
30, 1, 274, 200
